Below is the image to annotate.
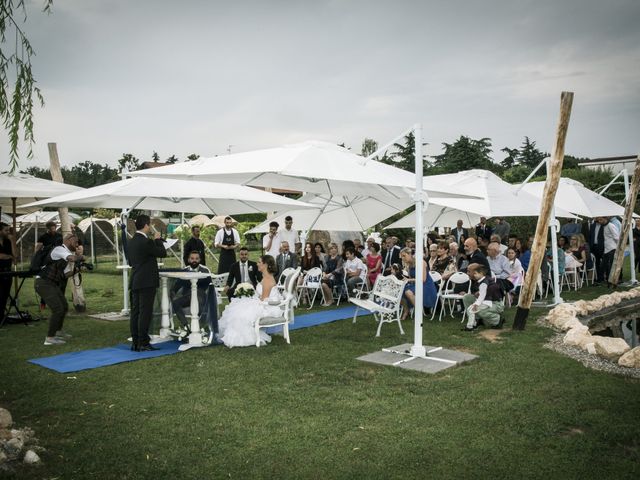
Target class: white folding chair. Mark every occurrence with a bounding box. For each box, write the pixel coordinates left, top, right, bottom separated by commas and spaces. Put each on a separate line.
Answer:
255, 268, 301, 346
351, 264, 371, 299
210, 273, 229, 316
277, 267, 296, 294
297, 267, 323, 309
438, 271, 470, 323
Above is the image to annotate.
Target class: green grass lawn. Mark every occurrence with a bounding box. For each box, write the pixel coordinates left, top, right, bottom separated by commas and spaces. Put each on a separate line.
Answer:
1, 269, 639, 479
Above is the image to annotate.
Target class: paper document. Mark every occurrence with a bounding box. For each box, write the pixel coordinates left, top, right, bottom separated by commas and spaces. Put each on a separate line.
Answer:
163, 238, 179, 249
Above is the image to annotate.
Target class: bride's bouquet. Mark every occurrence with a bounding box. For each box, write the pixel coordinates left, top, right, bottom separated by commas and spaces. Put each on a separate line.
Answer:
234, 282, 255, 298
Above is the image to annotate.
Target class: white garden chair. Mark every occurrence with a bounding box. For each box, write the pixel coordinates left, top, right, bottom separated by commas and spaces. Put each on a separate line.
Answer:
438, 271, 470, 323
297, 267, 323, 309
350, 264, 371, 299
428, 271, 442, 321
350, 274, 407, 337
254, 267, 301, 347
210, 272, 229, 316
277, 267, 296, 294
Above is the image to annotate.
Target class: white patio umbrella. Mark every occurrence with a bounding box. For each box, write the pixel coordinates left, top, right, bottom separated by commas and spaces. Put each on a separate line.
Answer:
17, 211, 82, 224
520, 177, 626, 217
385, 206, 481, 230
0, 173, 83, 214
23, 177, 316, 314
386, 169, 576, 229
22, 177, 314, 214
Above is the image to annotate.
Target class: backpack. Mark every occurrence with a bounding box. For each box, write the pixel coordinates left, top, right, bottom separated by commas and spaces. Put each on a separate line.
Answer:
30, 244, 54, 272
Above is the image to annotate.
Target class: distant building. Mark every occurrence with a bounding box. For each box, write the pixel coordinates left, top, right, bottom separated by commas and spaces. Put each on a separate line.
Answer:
578, 155, 637, 174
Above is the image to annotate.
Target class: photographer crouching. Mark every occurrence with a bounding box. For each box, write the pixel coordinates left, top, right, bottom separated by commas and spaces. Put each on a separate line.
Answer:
34, 233, 86, 346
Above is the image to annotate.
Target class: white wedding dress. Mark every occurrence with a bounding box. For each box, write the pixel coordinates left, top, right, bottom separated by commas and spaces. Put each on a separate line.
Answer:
218, 283, 283, 348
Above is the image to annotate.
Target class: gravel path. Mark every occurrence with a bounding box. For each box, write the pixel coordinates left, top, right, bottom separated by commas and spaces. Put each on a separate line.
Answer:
544, 333, 640, 379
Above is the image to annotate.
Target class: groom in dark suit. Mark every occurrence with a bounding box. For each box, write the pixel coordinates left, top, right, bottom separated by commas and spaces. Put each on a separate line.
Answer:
128, 214, 167, 351
225, 247, 261, 300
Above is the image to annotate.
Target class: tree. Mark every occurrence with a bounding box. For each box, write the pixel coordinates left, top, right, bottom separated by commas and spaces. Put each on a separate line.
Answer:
517, 136, 547, 169
500, 147, 519, 169
117, 153, 140, 173
186, 153, 200, 161
165, 154, 179, 164
376, 132, 428, 173
361, 138, 378, 157
431, 136, 497, 174
1, 0, 52, 171
151, 151, 160, 162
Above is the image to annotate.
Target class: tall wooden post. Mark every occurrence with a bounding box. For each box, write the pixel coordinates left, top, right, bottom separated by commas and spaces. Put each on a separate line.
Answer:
47, 143, 71, 235
609, 155, 640, 286
513, 92, 574, 330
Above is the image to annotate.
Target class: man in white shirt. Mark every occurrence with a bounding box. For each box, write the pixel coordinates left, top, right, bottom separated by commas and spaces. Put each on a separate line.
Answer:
263, 221, 281, 258
486, 242, 514, 293
34, 234, 84, 345
490, 234, 508, 254
344, 247, 366, 293
600, 217, 620, 283
278, 216, 301, 255
214, 216, 241, 274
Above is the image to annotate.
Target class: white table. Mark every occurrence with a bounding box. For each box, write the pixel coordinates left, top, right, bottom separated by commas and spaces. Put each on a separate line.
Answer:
159, 271, 211, 351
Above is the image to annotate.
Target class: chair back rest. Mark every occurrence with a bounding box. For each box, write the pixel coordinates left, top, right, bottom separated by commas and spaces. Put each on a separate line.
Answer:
284, 267, 302, 295
210, 273, 229, 288
429, 271, 442, 283
302, 267, 323, 287
278, 267, 295, 286
372, 274, 406, 306
447, 271, 469, 284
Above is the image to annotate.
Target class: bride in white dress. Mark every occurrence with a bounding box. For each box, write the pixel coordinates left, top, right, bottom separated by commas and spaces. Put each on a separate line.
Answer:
218, 255, 283, 348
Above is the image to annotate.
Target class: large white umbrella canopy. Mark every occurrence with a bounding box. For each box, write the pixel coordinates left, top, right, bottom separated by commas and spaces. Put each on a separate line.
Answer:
386, 169, 576, 229
385, 206, 481, 230
521, 177, 626, 217
17, 211, 82, 225
247, 193, 415, 233
21, 177, 314, 214
0, 172, 83, 213
128, 140, 471, 200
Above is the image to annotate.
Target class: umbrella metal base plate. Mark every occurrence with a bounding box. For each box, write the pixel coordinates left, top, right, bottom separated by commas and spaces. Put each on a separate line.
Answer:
357, 343, 477, 374
89, 312, 129, 322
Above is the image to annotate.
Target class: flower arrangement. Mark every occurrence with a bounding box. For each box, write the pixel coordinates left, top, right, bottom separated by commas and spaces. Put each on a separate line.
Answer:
234, 282, 255, 298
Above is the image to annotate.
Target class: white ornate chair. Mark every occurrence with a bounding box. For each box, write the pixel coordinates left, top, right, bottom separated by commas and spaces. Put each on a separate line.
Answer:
255, 267, 301, 347
350, 274, 407, 337
297, 267, 323, 309
210, 272, 229, 315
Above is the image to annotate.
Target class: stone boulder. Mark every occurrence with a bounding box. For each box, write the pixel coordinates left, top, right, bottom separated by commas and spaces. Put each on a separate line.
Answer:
23, 450, 40, 464
4, 437, 23, 460
593, 337, 631, 361
560, 318, 584, 332
563, 326, 592, 348
572, 300, 589, 316
618, 346, 640, 368
0, 408, 12, 429
585, 342, 597, 355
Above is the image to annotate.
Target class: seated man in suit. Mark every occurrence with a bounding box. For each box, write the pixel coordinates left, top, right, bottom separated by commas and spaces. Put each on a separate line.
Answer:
170, 251, 213, 332
275, 241, 298, 279
224, 246, 261, 300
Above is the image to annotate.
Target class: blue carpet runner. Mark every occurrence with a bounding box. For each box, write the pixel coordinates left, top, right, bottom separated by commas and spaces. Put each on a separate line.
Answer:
29, 305, 370, 373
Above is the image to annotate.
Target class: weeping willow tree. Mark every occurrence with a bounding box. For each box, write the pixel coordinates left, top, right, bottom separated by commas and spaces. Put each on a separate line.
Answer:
0, 0, 52, 171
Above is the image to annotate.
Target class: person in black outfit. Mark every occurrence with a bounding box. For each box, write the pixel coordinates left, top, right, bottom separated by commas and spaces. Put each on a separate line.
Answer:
225, 247, 261, 300
381, 237, 401, 275
633, 218, 640, 274
0, 222, 16, 324
214, 216, 240, 274
171, 251, 212, 330
128, 215, 167, 351
475, 217, 493, 241
35, 221, 62, 253
183, 225, 206, 266
588, 217, 605, 283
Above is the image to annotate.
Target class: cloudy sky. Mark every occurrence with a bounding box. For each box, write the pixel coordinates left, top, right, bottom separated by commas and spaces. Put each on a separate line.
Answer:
1, 0, 639, 170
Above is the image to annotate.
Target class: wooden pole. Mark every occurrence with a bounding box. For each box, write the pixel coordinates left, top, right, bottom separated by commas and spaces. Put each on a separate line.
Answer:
47, 143, 71, 235
609, 155, 640, 287
513, 92, 574, 330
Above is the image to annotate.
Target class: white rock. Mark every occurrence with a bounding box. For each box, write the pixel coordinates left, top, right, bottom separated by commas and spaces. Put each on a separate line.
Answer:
5, 437, 23, 459
593, 337, 631, 361
560, 318, 585, 332
585, 342, 597, 354
573, 300, 589, 316
618, 346, 640, 368
23, 450, 40, 464
0, 408, 12, 429
563, 328, 592, 348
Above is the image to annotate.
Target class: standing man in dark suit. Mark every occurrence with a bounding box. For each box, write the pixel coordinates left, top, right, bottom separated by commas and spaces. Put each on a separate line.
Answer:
589, 217, 605, 283
381, 237, 401, 275
275, 241, 298, 279
224, 247, 261, 300
128, 214, 167, 352
475, 217, 492, 241
183, 225, 206, 266
451, 219, 469, 246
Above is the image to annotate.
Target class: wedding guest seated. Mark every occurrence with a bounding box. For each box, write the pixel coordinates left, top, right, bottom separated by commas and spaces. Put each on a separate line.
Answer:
506, 247, 524, 300
362, 237, 374, 258
314, 242, 327, 269
320, 243, 344, 306
275, 241, 298, 279
462, 238, 490, 272
486, 242, 514, 293
224, 247, 261, 301
513, 238, 523, 257
343, 247, 366, 294
490, 234, 507, 254
432, 241, 457, 281
299, 241, 321, 284
171, 251, 213, 332
381, 237, 401, 275
545, 241, 566, 275
568, 235, 587, 266
450, 242, 468, 271
365, 241, 382, 287
478, 236, 490, 255
557, 235, 569, 251
461, 265, 505, 331
399, 247, 438, 320
427, 244, 438, 271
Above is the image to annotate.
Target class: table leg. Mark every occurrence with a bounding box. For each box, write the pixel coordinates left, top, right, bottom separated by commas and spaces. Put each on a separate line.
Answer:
187, 278, 203, 346
159, 276, 172, 338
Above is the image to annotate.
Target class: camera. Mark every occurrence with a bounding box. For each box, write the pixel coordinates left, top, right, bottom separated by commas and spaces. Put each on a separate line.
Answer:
77, 262, 94, 271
